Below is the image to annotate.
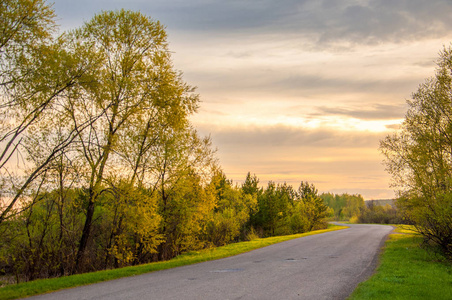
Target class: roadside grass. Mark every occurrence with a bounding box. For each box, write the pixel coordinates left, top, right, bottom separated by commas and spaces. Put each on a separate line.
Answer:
349, 225, 452, 300
0, 224, 346, 300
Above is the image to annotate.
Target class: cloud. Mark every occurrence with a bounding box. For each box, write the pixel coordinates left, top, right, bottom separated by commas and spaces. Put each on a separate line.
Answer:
204, 124, 385, 149
272, 75, 419, 98
152, 0, 452, 46
310, 0, 452, 45
385, 124, 401, 130
314, 103, 408, 120
55, 0, 452, 47
185, 65, 424, 105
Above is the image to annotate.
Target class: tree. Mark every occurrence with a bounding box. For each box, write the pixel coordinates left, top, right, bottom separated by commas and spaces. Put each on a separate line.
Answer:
321, 193, 364, 221
242, 172, 262, 196
296, 181, 329, 231
74, 10, 198, 271
357, 201, 403, 224
97, 182, 162, 268
154, 132, 216, 260
241, 172, 261, 235
205, 171, 257, 246
380, 45, 452, 258
0, 0, 97, 224
253, 182, 294, 236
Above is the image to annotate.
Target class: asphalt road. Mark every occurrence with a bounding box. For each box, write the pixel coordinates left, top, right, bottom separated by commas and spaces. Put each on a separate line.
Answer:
27, 224, 393, 300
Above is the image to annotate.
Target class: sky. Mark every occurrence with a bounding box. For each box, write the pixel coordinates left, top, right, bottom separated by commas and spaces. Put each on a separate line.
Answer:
52, 0, 452, 199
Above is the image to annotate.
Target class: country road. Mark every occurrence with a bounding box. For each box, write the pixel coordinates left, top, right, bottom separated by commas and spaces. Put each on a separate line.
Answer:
27, 224, 393, 300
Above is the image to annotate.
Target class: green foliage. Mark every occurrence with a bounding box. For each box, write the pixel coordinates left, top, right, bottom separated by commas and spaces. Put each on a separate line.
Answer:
321, 193, 365, 221
252, 182, 292, 236
289, 201, 310, 233
298, 181, 329, 230
380, 45, 452, 259
0, 189, 84, 281
205, 171, 257, 246
242, 172, 262, 196
205, 208, 241, 246
157, 171, 215, 260
97, 185, 162, 268
357, 201, 406, 224
244, 227, 260, 241
250, 181, 329, 237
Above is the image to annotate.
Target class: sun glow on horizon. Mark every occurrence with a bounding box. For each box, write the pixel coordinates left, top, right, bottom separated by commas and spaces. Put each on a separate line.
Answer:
193, 112, 403, 134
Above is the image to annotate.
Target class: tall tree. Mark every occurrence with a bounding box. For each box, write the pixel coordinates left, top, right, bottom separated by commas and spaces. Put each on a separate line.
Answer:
381, 45, 452, 258
63, 10, 201, 272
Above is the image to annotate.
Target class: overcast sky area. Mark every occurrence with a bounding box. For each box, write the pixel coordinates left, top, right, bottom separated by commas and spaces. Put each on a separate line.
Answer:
52, 0, 452, 199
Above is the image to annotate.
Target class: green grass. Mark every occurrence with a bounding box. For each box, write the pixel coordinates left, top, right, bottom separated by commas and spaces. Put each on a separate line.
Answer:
348, 225, 452, 300
0, 224, 346, 300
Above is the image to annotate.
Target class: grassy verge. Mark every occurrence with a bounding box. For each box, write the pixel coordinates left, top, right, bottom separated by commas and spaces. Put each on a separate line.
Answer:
348, 225, 452, 300
0, 224, 346, 300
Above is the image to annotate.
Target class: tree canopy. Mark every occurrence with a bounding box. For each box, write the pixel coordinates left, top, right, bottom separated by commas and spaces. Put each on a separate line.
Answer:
380, 45, 452, 259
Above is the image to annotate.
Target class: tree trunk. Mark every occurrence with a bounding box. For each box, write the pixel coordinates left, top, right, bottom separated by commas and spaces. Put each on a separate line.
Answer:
74, 198, 95, 274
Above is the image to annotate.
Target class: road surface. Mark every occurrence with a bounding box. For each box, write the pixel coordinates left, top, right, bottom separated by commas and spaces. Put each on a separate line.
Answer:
28, 224, 393, 300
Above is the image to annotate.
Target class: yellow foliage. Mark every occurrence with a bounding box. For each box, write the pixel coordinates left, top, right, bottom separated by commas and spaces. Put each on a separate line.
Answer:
349, 216, 359, 224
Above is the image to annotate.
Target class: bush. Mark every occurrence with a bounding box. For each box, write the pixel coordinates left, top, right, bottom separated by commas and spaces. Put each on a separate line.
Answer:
357, 202, 406, 224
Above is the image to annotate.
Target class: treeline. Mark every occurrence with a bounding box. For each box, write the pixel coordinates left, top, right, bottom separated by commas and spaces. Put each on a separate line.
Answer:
321, 193, 406, 224
320, 193, 364, 221
0, 171, 329, 282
